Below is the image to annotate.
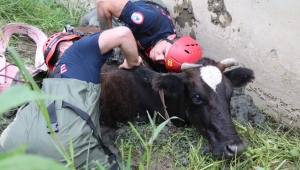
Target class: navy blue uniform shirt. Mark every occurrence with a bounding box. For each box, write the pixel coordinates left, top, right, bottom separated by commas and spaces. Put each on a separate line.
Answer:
119, 1, 176, 51
59, 31, 112, 84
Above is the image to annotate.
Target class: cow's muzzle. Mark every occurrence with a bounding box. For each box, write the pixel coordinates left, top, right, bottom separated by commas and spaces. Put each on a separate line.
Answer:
224, 142, 244, 158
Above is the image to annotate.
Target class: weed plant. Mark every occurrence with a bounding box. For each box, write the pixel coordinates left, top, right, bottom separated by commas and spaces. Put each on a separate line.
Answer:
0, 45, 73, 169
116, 116, 300, 169
0, 0, 86, 63
0, 0, 85, 32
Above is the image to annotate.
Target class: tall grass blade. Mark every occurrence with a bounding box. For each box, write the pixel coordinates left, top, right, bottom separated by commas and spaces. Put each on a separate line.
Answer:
6, 47, 72, 167
128, 122, 147, 149
0, 86, 57, 114
146, 111, 155, 128
51, 139, 74, 169
148, 116, 178, 145
126, 146, 132, 170
69, 135, 75, 168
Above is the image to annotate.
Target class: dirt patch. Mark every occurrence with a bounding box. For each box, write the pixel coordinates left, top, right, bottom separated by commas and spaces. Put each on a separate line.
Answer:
4, 34, 36, 64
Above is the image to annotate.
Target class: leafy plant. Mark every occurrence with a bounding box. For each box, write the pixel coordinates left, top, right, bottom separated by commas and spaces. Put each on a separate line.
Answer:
128, 112, 178, 170
116, 116, 300, 169
0, 39, 74, 169
0, 145, 69, 170
0, 0, 85, 32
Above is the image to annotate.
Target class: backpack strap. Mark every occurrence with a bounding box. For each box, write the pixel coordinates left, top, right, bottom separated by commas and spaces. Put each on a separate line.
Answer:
46, 101, 120, 170
48, 59, 62, 78
46, 101, 59, 133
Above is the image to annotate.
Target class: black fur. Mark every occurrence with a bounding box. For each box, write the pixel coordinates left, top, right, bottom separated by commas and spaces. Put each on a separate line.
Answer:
224, 67, 255, 87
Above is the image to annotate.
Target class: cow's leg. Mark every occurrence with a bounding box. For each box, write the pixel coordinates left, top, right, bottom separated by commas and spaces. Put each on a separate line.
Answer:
96, 0, 129, 30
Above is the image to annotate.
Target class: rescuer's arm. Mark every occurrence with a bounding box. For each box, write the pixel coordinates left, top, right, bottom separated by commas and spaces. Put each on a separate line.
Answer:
96, 0, 129, 30
98, 26, 142, 69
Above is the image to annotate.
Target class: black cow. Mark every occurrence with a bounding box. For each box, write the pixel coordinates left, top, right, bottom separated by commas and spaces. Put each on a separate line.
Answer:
100, 57, 254, 158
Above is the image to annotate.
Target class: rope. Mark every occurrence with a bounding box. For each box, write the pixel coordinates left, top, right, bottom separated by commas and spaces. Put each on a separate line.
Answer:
158, 89, 174, 128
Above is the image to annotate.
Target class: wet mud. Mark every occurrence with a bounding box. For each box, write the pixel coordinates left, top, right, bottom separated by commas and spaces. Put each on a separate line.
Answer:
231, 88, 266, 125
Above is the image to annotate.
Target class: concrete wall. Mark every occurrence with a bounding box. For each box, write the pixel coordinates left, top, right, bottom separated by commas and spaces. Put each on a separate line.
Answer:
163, 0, 300, 125
73, 0, 300, 125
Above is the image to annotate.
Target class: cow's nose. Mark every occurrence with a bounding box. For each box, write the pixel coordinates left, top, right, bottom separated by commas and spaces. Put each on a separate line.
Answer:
225, 143, 244, 158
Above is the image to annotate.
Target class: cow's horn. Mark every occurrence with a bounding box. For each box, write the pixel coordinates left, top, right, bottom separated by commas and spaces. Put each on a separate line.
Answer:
219, 58, 239, 68
181, 63, 203, 71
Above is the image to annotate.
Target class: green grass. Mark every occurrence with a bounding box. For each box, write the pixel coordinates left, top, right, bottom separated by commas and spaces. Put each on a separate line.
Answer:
0, 0, 86, 64
116, 116, 300, 170
0, 0, 85, 32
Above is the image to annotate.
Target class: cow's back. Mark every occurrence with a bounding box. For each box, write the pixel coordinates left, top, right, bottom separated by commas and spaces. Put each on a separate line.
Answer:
100, 65, 164, 127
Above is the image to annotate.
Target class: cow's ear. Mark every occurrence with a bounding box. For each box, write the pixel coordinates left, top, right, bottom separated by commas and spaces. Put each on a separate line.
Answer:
152, 74, 185, 96
224, 67, 255, 87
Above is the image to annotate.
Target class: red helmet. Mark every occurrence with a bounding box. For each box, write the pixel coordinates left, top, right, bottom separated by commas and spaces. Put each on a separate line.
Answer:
165, 36, 202, 72
43, 32, 81, 70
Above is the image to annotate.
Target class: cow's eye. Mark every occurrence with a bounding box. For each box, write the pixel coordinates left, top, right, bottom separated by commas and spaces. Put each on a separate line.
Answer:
192, 94, 203, 104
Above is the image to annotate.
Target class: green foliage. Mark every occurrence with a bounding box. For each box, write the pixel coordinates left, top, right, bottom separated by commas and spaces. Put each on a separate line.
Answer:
128, 112, 178, 170
0, 85, 56, 114
0, 155, 69, 170
6, 47, 53, 129
126, 146, 132, 170
0, 146, 69, 170
117, 117, 300, 169
0, 44, 75, 169
0, 0, 89, 169
0, 0, 85, 31
147, 112, 178, 146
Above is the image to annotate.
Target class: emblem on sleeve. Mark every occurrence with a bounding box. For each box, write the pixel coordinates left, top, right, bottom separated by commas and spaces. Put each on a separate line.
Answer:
60, 64, 67, 74
167, 59, 173, 66
131, 12, 144, 24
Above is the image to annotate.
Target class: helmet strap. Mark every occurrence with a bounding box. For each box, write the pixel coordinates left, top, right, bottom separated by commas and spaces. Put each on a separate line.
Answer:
48, 48, 60, 67
44, 34, 68, 58
163, 38, 174, 44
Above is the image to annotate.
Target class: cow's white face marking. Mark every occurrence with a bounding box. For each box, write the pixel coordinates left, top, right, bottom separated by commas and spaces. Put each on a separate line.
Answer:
200, 66, 222, 92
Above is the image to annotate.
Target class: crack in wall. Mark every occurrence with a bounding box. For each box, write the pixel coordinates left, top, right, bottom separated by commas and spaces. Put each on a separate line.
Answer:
247, 86, 300, 126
